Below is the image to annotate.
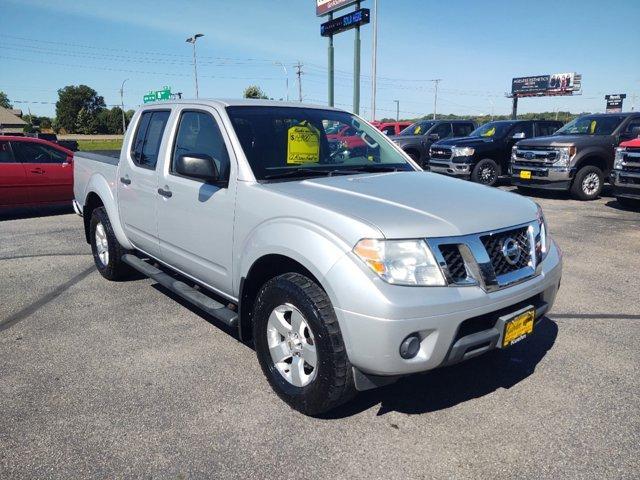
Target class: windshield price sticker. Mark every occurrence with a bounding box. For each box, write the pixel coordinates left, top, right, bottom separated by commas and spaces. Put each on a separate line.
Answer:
287, 124, 320, 164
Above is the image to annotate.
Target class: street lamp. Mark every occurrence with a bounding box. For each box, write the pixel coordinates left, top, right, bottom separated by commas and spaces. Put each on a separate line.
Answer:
394, 100, 399, 121
274, 61, 289, 101
186, 33, 204, 98
120, 78, 129, 133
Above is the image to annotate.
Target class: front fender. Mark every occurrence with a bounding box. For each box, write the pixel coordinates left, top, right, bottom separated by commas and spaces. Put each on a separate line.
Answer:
83, 173, 133, 250
236, 217, 354, 304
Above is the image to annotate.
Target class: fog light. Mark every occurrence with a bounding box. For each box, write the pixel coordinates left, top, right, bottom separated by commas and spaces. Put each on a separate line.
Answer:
399, 334, 421, 359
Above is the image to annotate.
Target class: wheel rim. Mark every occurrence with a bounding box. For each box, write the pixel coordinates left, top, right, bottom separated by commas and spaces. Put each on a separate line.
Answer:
95, 222, 109, 266
480, 164, 496, 184
266, 303, 317, 387
582, 172, 600, 196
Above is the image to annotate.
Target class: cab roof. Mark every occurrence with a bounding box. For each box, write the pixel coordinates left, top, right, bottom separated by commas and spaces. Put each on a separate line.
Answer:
141, 98, 345, 112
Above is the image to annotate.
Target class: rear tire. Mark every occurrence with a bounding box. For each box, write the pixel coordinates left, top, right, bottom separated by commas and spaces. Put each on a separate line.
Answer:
570, 165, 603, 200
89, 207, 132, 281
471, 159, 500, 186
253, 272, 355, 416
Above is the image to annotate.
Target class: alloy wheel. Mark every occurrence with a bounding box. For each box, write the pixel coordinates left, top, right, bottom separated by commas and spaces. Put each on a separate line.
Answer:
95, 222, 109, 266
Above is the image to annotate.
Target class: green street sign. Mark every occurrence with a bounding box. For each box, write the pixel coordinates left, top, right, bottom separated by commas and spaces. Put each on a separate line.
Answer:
143, 86, 173, 103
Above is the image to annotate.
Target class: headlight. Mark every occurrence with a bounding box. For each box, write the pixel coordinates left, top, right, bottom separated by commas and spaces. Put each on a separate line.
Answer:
353, 239, 446, 286
553, 146, 576, 167
614, 147, 625, 170
451, 146, 475, 157
536, 205, 549, 262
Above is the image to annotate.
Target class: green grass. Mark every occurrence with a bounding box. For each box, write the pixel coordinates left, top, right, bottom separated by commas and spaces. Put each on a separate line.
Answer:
77, 139, 123, 151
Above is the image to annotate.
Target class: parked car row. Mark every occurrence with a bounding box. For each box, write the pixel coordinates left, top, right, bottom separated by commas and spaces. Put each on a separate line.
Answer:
381, 112, 640, 202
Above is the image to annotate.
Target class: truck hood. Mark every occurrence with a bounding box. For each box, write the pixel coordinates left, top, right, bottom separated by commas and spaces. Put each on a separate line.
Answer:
434, 136, 495, 147
390, 135, 423, 144
264, 172, 538, 238
517, 134, 610, 147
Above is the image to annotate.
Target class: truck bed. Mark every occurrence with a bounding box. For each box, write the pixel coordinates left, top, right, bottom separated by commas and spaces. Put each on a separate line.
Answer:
73, 151, 119, 209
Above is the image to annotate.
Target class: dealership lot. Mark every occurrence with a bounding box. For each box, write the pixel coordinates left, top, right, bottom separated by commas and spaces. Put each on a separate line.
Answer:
0, 189, 638, 479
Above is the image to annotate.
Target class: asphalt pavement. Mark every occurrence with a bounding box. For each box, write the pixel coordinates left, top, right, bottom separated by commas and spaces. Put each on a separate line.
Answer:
1, 189, 639, 479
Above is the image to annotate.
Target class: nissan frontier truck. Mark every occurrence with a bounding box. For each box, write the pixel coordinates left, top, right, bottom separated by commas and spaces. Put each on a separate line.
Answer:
73, 99, 562, 416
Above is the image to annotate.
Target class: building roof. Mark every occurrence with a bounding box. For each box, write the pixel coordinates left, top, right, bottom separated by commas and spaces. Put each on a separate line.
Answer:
0, 107, 27, 127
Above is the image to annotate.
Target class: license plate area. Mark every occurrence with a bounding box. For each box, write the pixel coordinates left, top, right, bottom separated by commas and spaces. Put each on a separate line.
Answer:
519, 170, 532, 179
499, 306, 535, 348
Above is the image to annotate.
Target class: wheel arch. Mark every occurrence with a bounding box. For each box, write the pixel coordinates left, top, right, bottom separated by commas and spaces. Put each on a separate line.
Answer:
574, 154, 608, 174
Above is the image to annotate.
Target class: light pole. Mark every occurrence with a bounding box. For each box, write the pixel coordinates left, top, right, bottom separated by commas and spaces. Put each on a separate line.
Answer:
370, 0, 378, 121
186, 33, 204, 98
394, 100, 399, 121
432, 79, 441, 120
274, 61, 289, 101
120, 78, 128, 134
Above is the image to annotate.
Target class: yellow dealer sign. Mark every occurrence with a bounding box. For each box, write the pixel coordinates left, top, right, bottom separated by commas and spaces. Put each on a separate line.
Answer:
287, 123, 320, 164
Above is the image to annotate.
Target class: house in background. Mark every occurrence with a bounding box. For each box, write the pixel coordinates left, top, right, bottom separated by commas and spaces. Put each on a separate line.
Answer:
0, 107, 27, 134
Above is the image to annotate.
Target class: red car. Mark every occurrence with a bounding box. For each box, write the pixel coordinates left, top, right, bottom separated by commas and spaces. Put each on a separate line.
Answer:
326, 125, 367, 151
371, 121, 412, 136
0, 136, 74, 208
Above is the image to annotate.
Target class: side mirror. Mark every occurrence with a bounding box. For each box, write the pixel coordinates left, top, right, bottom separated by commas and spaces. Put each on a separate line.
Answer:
175, 153, 219, 182
428, 133, 439, 141
511, 132, 526, 140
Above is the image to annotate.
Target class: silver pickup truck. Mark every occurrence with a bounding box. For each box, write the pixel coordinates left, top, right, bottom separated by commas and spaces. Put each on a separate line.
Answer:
73, 99, 562, 416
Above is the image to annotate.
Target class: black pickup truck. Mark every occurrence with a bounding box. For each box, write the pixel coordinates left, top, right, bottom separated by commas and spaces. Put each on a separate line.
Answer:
27, 133, 79, 152
511, 113, 640, 200
390, 119, 476, 167
429, 120, 563, 186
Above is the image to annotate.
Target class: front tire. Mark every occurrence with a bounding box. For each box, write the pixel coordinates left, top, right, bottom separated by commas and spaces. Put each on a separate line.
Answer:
89, 207, 132, 280
253, 273, 355, 416
471, 159, 500, 186
571, 165, 603, 200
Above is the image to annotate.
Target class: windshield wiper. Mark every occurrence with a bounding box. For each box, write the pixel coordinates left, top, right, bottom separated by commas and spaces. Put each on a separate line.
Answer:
348, 164, 402, 173
263, 168, 364, 180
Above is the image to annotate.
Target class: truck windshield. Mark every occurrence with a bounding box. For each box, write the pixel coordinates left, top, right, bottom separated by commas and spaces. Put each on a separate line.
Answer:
226, 106, 415, 180
555, 115, 625, 136
469, 121, 514, 138
398, 121, 436, 136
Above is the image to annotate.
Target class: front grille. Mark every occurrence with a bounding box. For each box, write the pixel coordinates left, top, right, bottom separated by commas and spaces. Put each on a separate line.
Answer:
480, 227, 531, 276
430, 147, 452, 160
514, 148, 558, 163
439, 245, 467, 282
622, 165, 640, 173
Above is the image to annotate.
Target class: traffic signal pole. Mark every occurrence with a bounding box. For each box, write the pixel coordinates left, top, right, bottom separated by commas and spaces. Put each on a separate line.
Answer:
353, 1, 361, 115
328, 13, 334, 107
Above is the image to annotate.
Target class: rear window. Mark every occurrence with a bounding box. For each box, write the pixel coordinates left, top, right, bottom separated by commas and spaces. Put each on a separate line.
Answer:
130, 110, 170, 169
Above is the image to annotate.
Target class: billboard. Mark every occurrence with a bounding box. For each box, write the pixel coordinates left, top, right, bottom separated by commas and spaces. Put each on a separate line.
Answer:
511, 73, 581, 96
321, 8, 370, 37
605, 94, 626, 113
316, 0, 360, 17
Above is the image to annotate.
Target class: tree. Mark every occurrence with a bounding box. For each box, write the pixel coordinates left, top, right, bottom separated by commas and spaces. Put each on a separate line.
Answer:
56, 85, 106, 133
243, 85, 269, 99
75, 107, 98, 134
0, 91, 12, 109
96, 107, 125, 134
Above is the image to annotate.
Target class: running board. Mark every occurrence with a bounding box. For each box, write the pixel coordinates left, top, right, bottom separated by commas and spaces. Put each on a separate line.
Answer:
122, 254, 238, 327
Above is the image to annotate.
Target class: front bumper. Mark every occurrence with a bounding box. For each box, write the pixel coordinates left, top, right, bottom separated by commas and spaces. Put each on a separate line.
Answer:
429, 159, 471, 177
611, 169, 640, 199
325, 241, 562, 376
510, 164, 573, 190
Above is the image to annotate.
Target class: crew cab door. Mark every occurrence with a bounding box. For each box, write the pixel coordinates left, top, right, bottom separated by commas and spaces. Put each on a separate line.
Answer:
156, 106, 237, 295
0, 140, 30, 207
11, 140, 73, 204
117, 109, 171, 258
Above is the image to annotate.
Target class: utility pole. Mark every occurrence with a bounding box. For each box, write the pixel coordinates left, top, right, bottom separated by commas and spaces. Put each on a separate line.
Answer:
394, 100, 399, 121
327, 13, 334, 107
432, 79, 441, 120
295, 61, 303, 102
489, 97, 495, 121
120, 78, 128, 134
186, 33, 204, 98
274, 61, 289, 101
353, 1, 361, 115
632, 93, 637, 112
370, 0, 378, 121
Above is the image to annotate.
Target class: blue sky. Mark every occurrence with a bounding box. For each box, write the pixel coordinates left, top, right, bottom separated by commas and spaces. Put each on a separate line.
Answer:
2, 0, 639, 120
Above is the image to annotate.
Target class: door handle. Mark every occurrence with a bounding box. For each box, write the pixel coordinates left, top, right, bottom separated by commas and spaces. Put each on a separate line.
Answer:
157, 188, 172, 198
30, 168, 45, 174
120, 177, 131, 185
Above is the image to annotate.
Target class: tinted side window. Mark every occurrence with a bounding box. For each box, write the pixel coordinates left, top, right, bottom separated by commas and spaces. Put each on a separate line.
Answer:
172, 111, 230, 180
624, 118, 640, 133
382, 125, 396, 136
0, 141, 14, 163
453, 123, 474, 137
432, 122, 451, 138
11, 142, 67, 163
535, 123, 554, 137
131, 110, 170, 170
511, 122, 533, 138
